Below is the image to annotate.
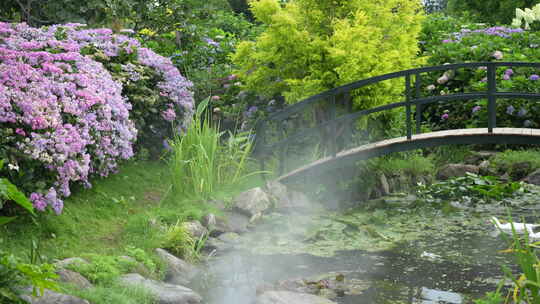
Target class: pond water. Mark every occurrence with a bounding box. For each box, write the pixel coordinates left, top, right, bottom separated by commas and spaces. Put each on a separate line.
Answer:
193, 187, 540, 304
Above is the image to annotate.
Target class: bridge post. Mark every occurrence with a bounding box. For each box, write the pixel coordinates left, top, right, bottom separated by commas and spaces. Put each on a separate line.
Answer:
415, 73, 422, 134
487, 64, 497, 133
405, 75, 412, 140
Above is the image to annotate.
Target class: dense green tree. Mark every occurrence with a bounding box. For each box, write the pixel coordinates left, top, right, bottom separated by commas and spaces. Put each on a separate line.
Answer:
447, 0, 540, 25
233, 0, 425, 110
0, 0, 232, 31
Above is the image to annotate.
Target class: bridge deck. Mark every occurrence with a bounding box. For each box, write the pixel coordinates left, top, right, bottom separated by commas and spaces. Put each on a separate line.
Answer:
277, 128, 540, 184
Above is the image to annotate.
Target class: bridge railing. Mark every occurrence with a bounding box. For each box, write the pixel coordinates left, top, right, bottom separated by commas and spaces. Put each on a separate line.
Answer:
254, 62, 540, 175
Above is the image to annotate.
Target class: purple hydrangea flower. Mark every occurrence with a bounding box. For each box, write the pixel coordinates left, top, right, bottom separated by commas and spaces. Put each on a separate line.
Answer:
530, 74, 540, 81
161, 108, 177, 122
204, 38, 219, 47
472, 106, 481, 113
518, 108, 528, 117
507, 105, 515, 115
441, 113, 449, 120
30, 193, 47, 211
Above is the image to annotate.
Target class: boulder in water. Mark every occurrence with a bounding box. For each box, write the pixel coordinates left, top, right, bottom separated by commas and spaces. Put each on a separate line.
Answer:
256, 290, 337, 304
120, 273, 202, 304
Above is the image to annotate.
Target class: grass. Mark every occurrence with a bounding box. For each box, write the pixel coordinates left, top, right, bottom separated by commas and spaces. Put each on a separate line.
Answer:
372, 152, 435, 178
491, 149, 540, 174
429, 145, 473, 166
0, 103, 268, 303
65, 282, 156, 304
169, 98, 261, 201
1, 159, 263, 262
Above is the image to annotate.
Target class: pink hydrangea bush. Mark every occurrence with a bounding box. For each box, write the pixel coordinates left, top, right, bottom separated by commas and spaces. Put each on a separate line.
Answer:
65, 24, 195, 155
0, 22, 194, 214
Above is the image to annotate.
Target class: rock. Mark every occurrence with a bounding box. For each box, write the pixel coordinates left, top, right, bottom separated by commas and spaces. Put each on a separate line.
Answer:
284, 190, 312, 212
201, 213, 216, 229
203, 237, 233, 253
155, 248, 198, 286
211, 211, 250, 236
510, 162, 532, 180
233, 187, 272, 217
523, 169, 540, 186
217, 232, 240, 243
208, 199, 226, 209
464, 151, 496, 164
398, 175, 410, 191
54, 257, 89, 269
120, 273, 202, 304
256, 291, 337, 304
379, 174, 390, 196
388, 177, 398, 193
56, 269, 93, 289
436, 164, 479, 180
478, 160, 493, 176
266, 181, 290, 207
181, 221, 208, 239
420, 287, 462, 304
20, 288, 90, 304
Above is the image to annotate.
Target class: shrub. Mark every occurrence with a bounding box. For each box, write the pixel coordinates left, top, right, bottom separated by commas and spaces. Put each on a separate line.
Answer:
233, 0, 425, 110
419, 13, 483, 53
0, 250, 59, 303
67, 254, 140, 284
0, 22, 194, 214
422, 0, 448, 14
0, 160, 35, 224
447, 0, 540, 25
420, 24, 540, 131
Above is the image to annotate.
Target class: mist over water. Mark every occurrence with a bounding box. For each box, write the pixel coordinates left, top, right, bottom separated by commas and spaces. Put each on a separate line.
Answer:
189, 178, 540, 304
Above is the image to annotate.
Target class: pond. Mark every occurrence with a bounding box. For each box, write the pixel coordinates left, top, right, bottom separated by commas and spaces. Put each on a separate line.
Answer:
193, 187, 540, 304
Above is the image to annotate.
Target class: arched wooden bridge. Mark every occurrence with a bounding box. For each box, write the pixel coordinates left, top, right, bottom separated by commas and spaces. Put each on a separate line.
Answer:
253, 62, 540, 184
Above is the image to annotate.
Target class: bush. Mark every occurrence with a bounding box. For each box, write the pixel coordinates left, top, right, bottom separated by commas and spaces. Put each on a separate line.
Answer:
447, 0, 540, 25
233, 0, 425, 110
422, 0, 448, 14
420, 24, 540, 131
0, 22, 194, 214
0, 250, 59, 303
419, 13, 483, 53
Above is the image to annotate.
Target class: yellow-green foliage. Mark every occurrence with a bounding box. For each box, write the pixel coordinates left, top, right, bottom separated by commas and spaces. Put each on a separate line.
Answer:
233, 0, 425, 110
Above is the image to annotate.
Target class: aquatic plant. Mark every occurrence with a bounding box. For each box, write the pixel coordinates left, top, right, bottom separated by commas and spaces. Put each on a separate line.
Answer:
479, 215, 540, 303
417, 173, 526, 204
168, 97, 258, 201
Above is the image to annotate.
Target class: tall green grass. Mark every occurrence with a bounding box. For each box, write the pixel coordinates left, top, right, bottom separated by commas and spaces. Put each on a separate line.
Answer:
169, 98, 258, 201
